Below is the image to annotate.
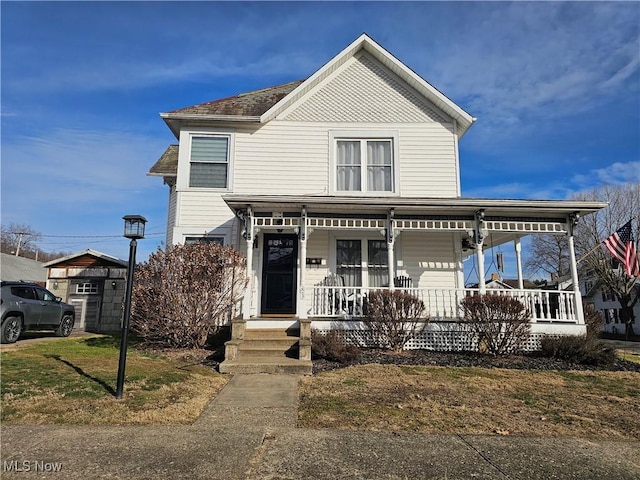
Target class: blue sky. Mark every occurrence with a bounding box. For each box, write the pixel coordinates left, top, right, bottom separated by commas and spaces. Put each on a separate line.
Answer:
2, 1, 639, 277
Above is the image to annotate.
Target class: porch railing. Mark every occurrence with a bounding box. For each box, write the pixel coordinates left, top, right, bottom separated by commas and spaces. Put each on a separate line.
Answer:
310, 286, 578, 323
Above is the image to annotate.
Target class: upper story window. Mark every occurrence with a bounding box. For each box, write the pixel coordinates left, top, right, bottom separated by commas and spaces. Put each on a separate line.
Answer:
185, 236, 224, 246
330, 130, 399, 195
189, 136, 229, 188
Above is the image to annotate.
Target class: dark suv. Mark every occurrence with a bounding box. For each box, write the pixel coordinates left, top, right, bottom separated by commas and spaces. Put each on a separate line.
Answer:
0, 281, 76, 344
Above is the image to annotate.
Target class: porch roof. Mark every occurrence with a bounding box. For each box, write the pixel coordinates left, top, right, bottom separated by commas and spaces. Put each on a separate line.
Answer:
222, 194, 607, 219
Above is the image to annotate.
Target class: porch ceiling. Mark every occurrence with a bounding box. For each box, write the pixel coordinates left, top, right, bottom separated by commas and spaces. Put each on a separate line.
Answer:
222, 194, 607, 219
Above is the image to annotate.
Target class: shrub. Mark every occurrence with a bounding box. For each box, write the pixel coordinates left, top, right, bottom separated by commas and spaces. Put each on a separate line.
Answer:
363, 290, 428, 351
130, 243, 246, 349
583, 302, 604, 342
540, 334, 615, 367
460, 294, 531, 355
311, 329, 361, 364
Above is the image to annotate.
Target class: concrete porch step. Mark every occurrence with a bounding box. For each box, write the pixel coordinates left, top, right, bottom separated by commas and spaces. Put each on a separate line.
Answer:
219, 356, 312, 375
244, 328, 300, 339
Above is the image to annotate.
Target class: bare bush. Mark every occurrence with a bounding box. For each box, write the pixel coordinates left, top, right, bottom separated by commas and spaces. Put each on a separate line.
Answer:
130, 243, 246, 349
583, 302, 604, 342
311, 329, 361, 363
363, 290, 428, 351
460, 294, 531, 355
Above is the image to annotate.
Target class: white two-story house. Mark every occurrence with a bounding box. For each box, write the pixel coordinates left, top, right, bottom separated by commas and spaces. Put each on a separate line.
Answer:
149, 34, 606, 360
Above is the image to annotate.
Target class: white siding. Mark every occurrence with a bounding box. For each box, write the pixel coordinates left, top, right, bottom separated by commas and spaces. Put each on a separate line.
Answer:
305, 230, 331, 288
166, 183, 177, 247
232, 123, 329, 195
400, 232, 458, 289
229, 121, 458, 197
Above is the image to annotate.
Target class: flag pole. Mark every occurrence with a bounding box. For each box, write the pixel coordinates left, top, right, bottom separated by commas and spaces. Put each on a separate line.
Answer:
576, 243, 602, 265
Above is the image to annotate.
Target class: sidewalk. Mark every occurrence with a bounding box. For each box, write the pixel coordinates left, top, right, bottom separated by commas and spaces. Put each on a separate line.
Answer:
2, 374, 639, 479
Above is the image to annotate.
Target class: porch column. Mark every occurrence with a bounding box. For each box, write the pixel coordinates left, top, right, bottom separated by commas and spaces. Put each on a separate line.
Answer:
242, 207, 254, 320
297, 207, 308, 319
475, 209, 487, 294
387, 209, 395, 291
567, 213, 584, 323
514, 237, 524, 289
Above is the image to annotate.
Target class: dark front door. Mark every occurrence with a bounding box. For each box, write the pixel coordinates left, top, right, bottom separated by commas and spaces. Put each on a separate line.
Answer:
261, 234, 297, 315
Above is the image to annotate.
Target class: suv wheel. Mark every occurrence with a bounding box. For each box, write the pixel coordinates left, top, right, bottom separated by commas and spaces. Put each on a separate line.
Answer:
1, 316, 22, 344
55, 314, 74, 337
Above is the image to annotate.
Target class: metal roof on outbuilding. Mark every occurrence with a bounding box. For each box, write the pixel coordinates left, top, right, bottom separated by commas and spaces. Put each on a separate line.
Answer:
0, 253, 47, 283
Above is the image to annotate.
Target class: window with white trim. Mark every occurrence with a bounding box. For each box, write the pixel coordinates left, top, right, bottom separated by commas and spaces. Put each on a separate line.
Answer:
336, 139, 394, 192
336, 239, 389, 288
76, 283, 100, 294
185, 236, 224, 246
189, 136, 229, 188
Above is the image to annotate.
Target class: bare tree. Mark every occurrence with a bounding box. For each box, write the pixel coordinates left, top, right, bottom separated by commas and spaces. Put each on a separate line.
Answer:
525, 234, 569, 279
573, 183, 640, 337
0, 223, 42, 258
525, 183, 640, 336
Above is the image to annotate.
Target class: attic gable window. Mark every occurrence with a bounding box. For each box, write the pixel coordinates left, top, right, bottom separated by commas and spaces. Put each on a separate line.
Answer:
189, 136, 229, 188
332, 132, 398, 194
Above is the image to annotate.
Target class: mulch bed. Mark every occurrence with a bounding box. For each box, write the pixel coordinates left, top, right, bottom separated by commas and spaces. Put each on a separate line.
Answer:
313, 349, 640, 374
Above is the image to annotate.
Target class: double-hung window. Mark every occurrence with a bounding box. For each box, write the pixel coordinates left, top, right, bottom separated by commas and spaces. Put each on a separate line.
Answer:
189, 136, 229, 188
336, 138, 394, 193
336, 239, 389, 288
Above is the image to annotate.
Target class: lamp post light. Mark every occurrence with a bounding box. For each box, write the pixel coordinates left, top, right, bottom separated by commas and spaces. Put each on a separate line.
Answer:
116, 215, 147, 399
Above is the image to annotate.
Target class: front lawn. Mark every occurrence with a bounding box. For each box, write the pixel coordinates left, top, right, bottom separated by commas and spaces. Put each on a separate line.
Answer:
298, 363, 640, 439
0, 335, 226, 425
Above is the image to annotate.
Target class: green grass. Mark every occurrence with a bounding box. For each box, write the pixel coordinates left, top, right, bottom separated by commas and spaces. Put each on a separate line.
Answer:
1, 335, 227, 425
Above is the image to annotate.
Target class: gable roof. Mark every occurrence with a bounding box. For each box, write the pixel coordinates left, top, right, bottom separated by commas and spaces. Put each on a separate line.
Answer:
261, 33, 475, 136
149, 144, 179, 177
43, 249, 127, 268
0, 253, 46, 283
160, 33, 475, 138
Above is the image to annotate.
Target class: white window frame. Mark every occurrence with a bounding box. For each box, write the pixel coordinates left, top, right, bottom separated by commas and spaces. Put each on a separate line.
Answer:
76, 283, 100, 294
177, 128, 235, 191
329, 130, 400, 196
329, 232, 396, 289
184, 236, 225, 246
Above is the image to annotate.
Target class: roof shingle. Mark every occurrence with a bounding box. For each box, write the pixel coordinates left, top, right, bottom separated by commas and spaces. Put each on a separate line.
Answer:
165, 80, 305, 117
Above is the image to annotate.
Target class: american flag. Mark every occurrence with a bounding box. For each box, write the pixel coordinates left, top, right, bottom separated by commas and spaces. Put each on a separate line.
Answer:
603, 220, 640, 277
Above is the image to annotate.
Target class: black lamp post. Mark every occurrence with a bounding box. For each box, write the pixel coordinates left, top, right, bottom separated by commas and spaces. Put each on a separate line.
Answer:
116, 215, 147, 399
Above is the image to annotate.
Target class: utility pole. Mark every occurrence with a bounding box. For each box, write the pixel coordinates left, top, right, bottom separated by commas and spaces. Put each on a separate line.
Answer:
15, 232, 24, 257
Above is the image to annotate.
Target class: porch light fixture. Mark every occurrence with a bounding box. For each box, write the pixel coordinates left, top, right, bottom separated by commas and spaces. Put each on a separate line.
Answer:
111, 281, 117, 290
116, 214, 147, 400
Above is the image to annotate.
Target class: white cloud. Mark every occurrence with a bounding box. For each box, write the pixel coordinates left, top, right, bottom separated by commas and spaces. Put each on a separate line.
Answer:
572, 161, 640, 188
0, 128, 169, 239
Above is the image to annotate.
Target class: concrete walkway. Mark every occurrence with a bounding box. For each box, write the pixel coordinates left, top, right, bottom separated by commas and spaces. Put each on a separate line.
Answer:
2, 374, 639, 479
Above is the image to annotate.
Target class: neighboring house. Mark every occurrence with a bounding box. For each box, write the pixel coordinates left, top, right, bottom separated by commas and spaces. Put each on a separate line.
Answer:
43, 250, 127, 333
149, 33, 606, 358
580, 276, 640, 336
0, 253, 47, 285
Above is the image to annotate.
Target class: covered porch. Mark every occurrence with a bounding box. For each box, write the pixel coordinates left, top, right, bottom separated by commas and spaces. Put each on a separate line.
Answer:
224, 195, 606, 326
